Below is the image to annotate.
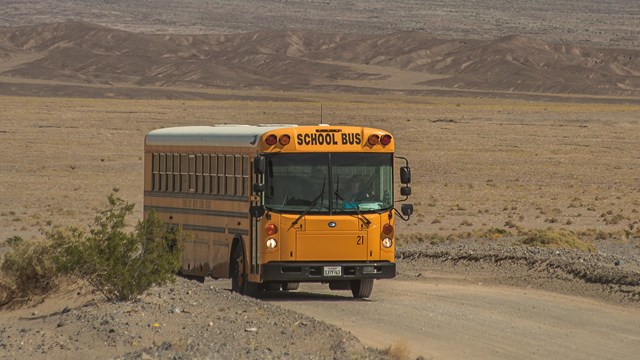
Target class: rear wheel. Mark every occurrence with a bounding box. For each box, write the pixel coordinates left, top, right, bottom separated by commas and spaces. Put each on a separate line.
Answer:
231, 244, 258, 297
350, 279, 374, 298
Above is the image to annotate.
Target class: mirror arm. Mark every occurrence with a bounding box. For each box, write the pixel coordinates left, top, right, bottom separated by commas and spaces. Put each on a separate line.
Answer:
394, 156, 410, 168
394, 207, 411, 221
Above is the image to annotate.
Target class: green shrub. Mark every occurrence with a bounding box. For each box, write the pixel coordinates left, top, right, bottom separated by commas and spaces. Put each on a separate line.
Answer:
55, 193, 183, 301
518, 229, 597, 253
1, 192, 184, 306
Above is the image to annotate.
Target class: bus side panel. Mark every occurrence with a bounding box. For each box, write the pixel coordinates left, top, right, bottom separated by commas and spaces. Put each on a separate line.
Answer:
209, 240, 230, 279
144, 144, 252, 280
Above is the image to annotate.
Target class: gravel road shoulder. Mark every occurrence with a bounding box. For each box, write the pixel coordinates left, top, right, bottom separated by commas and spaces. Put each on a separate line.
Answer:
397, 239, 640, 305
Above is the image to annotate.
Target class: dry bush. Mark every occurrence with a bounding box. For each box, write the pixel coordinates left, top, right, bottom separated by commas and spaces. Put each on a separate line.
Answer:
0, 236, 61, 307
473, 227, 512, 240
518, 229, 597, 253
53, 192, 184, 301
382, 340, 412, 360
0, 191, 184, 307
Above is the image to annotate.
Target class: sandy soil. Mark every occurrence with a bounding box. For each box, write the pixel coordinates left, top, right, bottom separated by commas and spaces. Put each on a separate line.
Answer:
1, 93, 640, 359
2, 94, 640, 243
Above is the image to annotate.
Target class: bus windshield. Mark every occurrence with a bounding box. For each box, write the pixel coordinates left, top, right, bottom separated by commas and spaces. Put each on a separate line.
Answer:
264, 153, 393, 214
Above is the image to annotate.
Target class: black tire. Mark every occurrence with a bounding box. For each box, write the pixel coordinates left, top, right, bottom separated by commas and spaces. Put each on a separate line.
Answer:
350, 279, 374, 298
231, 245, 242, 293
283, 282, 300, 291
231, 244, 258, 297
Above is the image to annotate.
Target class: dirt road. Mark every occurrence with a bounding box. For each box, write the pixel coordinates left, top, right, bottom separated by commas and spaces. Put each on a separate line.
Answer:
256, 275, 640, 360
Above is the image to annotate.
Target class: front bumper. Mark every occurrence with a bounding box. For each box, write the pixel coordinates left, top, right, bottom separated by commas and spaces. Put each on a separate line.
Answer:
261, 261, 396, 282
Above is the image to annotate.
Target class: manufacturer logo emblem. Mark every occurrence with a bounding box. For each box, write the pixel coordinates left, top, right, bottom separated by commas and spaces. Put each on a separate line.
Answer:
328, 221, 337, 228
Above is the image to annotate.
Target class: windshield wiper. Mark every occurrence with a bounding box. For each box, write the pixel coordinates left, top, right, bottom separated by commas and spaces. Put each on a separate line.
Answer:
290, 176, 326, 229
334, 190, 371, 226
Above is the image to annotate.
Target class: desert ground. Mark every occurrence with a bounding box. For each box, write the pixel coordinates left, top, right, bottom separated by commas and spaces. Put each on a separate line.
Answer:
2, 94, 640, 359
1, 0, 640, 359
2, 94, 640, 242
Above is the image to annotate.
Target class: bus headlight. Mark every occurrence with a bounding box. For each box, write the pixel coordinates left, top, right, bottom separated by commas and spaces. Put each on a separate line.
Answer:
382, 237, 393, 248
266, 238, 277, 249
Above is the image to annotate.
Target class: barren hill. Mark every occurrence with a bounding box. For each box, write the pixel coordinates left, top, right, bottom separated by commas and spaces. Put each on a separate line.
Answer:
0, 22, 639, 98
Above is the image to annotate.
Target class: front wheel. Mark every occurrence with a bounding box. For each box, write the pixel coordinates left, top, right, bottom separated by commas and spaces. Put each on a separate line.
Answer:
231, 244, 258, 297
350, 279, 374, 298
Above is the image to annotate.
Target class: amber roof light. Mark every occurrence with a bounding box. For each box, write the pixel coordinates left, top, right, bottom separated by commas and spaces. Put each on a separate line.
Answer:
279, 134, 291, 145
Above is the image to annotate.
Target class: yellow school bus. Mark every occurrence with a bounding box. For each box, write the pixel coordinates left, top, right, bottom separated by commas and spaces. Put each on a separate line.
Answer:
144, 124, 413, 298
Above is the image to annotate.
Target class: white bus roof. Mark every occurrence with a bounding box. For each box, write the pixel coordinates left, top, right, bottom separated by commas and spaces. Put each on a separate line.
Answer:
145, 124, 297, 147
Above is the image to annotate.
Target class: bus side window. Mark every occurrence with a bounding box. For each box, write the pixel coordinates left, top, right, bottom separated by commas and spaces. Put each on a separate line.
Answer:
152, 153, 159, 191
181, 154, 189, 192
217, 155, 225, 195
242, 155, 249, 196
234, 155, 242, 196
166, 154, 173, 192
203, 154, 210, 194
173, 154, 180, 192
188, 154, 196, 193
226, 154, 235, 195
211, 154, 218, 194
159, 153, 166, 192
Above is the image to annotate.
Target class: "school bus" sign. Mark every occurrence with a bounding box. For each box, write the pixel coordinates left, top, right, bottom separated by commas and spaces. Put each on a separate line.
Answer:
296, 132, 362, 146
258, 126, 394, 152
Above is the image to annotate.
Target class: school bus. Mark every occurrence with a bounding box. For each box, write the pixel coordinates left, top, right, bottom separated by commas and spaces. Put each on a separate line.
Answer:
144, 124, 413, 298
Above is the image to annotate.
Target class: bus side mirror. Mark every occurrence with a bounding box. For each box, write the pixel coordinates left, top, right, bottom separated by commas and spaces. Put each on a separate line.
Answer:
254, 156, 266, 175
249, 205, 265, 218
400, 186, 411, 197
400, 166, 411, 184
401, 204, 414, 217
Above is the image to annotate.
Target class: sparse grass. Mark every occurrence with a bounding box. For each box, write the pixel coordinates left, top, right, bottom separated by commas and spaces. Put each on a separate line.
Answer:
460, 220, 473, 227
603, 214, 625, 225
382, 340, 411, 360
517, 229, 597, 253
504, 220, 517, 228
396, 233, 449, 245
397, 227, 516, 245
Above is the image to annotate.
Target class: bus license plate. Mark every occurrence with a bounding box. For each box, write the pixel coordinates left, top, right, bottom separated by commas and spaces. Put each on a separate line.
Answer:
323, 266, 342, 276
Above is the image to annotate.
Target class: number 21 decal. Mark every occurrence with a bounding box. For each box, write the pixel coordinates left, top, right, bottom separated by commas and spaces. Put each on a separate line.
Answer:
356, 235, 364, 245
